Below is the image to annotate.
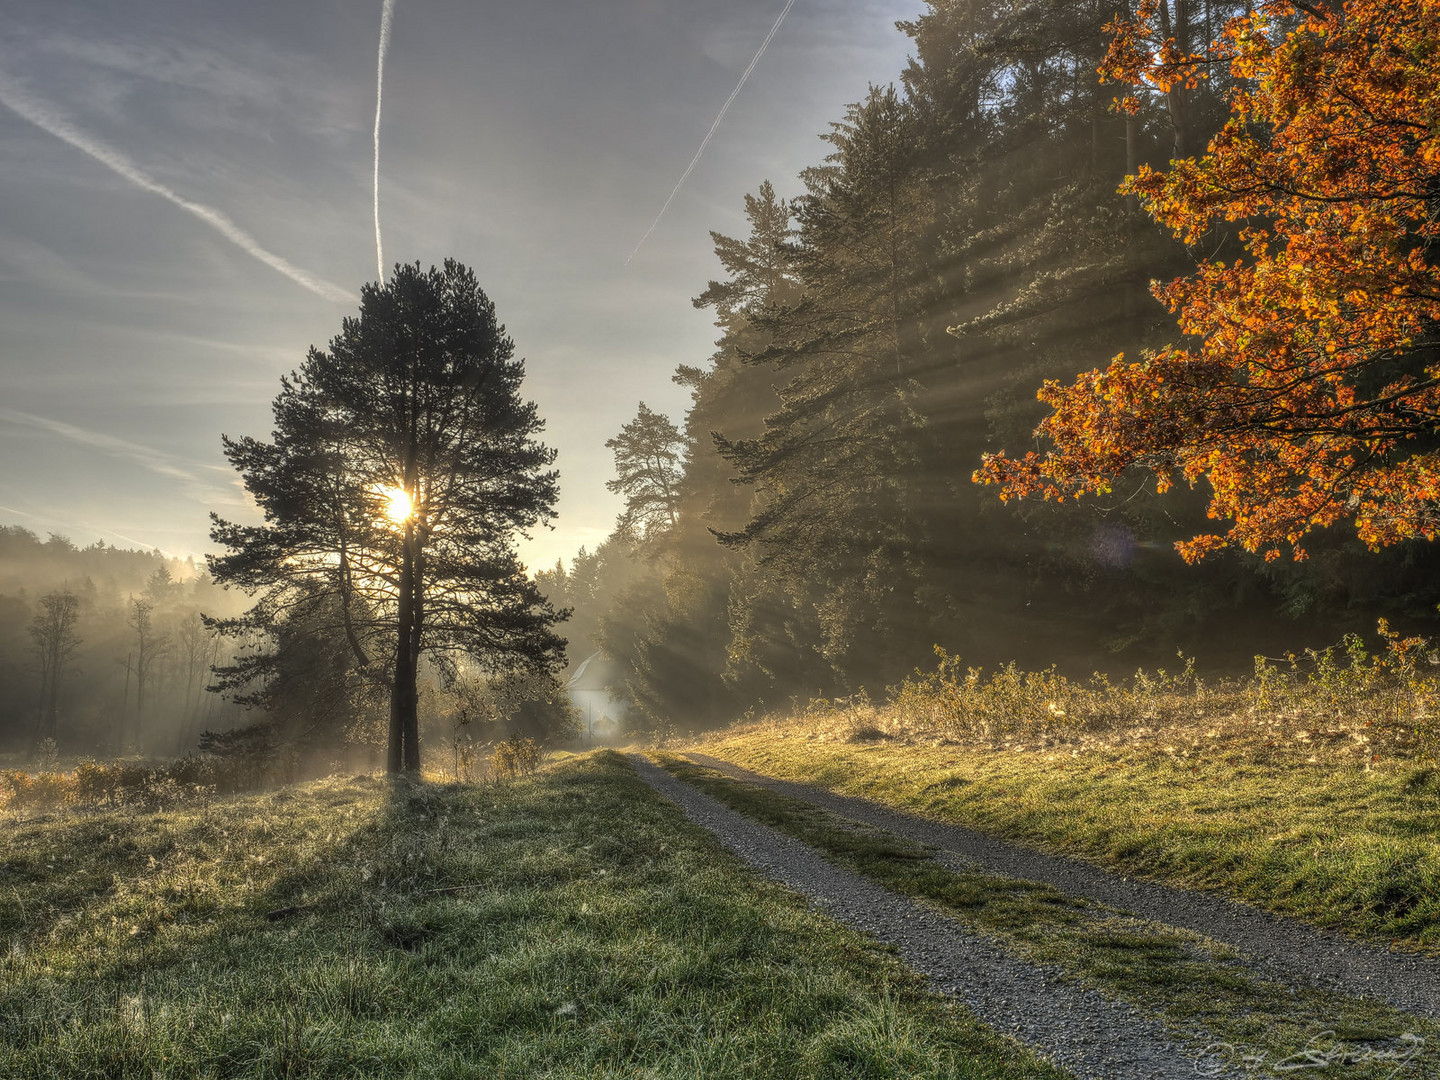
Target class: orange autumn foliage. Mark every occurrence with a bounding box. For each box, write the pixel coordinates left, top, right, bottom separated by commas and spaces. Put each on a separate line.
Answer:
975, 0, 1440, 562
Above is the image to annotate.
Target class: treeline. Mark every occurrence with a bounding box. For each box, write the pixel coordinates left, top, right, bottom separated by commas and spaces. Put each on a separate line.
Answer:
542, 0, 1440, 735
0, 527, 248, 760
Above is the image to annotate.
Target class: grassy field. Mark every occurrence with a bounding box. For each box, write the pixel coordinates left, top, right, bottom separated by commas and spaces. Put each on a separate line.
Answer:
0, 751, 1069, 1079
684, 654, 1440, 955
652, 753, 1438, 1078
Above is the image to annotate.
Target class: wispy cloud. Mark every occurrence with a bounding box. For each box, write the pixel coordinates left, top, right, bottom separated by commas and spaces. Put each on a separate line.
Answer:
0, 72, 354, 304
0, 500, 175, 554
0, 406, 241, 510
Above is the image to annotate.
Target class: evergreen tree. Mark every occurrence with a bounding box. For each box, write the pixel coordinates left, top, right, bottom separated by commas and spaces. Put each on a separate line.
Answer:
209, 261, 564, 773
561, 0, 1440, 728
716, 86, 942, 683
605, 403, 685, 548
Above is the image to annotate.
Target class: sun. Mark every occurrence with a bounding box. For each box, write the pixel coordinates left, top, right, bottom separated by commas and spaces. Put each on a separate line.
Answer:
381, 486, 413, 523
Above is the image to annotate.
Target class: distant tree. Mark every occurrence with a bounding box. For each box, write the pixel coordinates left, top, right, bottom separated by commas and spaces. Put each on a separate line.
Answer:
144, 566, 180, 605
29, 589, 82, 750
980, 0, 1440, 562
605, 404, 685, 548
534, 544, 621, 670
173, 610, 215, 747
127, 596, 169, 752
207, 584, 386, 767
209, 260, 565, 773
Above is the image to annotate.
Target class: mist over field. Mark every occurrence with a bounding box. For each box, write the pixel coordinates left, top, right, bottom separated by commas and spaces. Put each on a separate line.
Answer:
0, 527, 250, 761
2, 0, 1437, 766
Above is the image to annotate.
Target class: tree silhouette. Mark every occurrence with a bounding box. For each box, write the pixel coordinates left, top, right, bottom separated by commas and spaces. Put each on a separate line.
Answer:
605, 403, 684, 548
29, 589, 81, 751
174, 610, 215, 748
210, 260, 564, 773
127, 596, 168, 753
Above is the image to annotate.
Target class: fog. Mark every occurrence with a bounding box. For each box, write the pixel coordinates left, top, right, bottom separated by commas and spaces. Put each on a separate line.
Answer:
0, 526, 251, 762
5, 1, 1437, 766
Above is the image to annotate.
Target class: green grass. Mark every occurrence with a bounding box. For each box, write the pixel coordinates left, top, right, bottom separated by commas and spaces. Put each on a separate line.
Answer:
0, 751, 1070, 1079
687, 721, 1440, 954
652, 753, 1439, 1079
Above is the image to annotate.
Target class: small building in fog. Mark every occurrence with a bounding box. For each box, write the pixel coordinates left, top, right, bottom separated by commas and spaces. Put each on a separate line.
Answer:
565, 652, 628, 744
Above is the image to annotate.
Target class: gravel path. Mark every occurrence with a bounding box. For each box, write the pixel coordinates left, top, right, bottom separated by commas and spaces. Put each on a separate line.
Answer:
684, 751, 1440, 1021
628, 753, 1243, 1080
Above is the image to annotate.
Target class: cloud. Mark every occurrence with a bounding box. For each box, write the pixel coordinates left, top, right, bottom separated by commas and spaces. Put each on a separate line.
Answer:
0, 72, 354, 304
11, 22, 363, 148
0, 500, 173, 553
0, 231, 109, 294
0, 406, 242, 510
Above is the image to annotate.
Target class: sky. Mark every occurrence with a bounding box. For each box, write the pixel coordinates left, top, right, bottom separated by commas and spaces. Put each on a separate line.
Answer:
0, 0, 920, 573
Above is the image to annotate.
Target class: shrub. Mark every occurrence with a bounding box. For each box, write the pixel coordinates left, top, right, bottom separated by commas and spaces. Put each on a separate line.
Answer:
887, 647, 1204, 744
873, 622, 1439, 762
488, 735, 542, 780
0, 753, 267, 818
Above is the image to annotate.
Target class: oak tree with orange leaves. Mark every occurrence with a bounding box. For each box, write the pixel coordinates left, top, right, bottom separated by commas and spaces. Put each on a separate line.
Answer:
976, 0, 1440, 562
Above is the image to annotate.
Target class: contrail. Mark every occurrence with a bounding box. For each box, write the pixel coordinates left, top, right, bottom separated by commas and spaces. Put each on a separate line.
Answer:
373, 0, 396, 280
626, 0, 798, 265
0, 74, 353, 304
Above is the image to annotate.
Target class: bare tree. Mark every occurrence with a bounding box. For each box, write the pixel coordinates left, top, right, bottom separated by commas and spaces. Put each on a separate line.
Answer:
29, 589, 82, 751
128, 596, 170, 753
174, 610, 215, 749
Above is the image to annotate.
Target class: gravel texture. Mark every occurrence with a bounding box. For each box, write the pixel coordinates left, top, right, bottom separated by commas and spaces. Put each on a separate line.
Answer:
629, 753, 1243, 1080
684, 751, 1440, 1021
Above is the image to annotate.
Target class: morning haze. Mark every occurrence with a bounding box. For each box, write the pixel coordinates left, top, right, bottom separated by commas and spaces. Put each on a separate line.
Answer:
3, 2, 1438, 1077
0, 0, 913, 566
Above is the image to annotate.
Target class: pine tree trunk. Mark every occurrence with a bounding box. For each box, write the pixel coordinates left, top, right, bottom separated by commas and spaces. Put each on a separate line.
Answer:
404, 545, 424, 773
45, 673, 59, 744
388, 520, 421, 774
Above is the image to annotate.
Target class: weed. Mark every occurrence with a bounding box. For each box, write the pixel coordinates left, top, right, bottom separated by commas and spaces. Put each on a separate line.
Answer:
875, 623, 1439, 763
488, 734, 542, 780
0, 754, 277, 818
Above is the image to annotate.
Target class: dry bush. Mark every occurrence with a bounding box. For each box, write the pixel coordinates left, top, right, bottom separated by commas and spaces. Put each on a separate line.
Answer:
488, 735, 543, 780
0, 753, 280, 818
887, 647, 1207, 743
796, 691, 891, 743
827, 621, 1440, 765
